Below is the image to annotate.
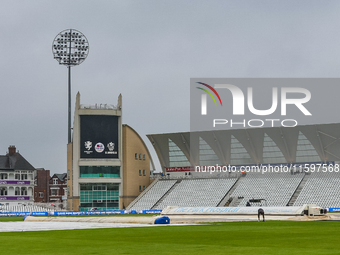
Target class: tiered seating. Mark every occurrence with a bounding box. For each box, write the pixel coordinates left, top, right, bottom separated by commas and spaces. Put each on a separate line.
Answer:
231, 172, 304, 207
155, 178, 237, 210
128, 170, 340, 210
294, 171, 340, 208
0, 205, 55, 212
130, 180, 177, 211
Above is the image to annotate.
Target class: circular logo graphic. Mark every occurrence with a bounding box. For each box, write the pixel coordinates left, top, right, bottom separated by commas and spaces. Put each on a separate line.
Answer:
95, 142, 105, 153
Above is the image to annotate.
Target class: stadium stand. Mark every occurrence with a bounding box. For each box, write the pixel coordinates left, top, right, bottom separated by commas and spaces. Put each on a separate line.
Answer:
129, 170, 339, 211
154, 178, 237, 210
293, 171, 340, 208
129, 180, 177, 211
129, 178, 237, 210
128, 173, 310, 210
0, 204, 55, 213
145, 123, 340, 210
230, 172, 304, 207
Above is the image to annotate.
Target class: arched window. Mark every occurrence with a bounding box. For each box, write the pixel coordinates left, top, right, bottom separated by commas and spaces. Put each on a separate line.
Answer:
0, 187, 7, 196
21, 187, 27, 196
15, 187, 20, 195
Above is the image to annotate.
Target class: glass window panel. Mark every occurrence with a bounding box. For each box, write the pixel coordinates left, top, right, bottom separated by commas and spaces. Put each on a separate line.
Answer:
296, 131, 321, 162
79, 166, 120, 178
262, 133, 286, 164
230, 136, 252, 165
168, 138, 190, 167
79, 183, 120, 211
199, 137, 221, 166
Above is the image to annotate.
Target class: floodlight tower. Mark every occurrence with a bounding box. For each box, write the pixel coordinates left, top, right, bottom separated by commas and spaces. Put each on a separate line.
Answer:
52, 29, 89, 143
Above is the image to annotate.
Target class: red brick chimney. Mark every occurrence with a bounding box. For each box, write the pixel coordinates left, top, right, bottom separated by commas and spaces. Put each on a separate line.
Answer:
8, 145, 16, 156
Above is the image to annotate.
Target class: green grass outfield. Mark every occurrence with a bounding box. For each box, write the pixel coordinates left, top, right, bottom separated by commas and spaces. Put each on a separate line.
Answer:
0, 221, 340, 255
0, 216, 23, 222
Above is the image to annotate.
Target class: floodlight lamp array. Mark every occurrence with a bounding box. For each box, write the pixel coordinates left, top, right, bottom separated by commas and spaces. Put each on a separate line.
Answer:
52, 29, 89, 66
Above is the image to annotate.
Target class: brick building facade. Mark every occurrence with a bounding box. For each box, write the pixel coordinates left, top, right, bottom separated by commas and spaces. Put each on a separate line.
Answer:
49, 173, 67, 206
34, 168, 50, 203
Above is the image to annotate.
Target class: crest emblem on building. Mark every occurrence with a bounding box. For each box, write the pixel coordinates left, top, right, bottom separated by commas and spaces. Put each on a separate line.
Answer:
84, 141, 92, 150
107, 142, 115, 151
95, 142, 105, 153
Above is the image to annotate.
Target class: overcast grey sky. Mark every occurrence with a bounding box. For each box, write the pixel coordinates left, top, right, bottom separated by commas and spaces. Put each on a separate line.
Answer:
1, 0, 340, 173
